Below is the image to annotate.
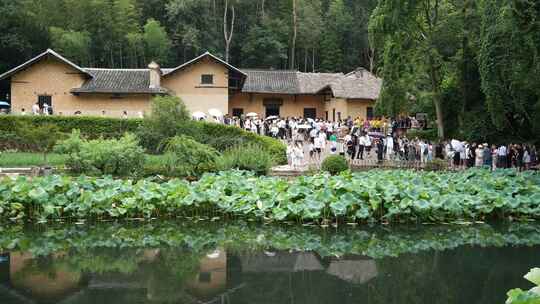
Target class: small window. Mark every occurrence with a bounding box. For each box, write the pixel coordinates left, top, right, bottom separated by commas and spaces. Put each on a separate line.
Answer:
201, 74, 214, 85
367, 107, 374, 119
232, 108, 244, 117
199, 272, 211, 283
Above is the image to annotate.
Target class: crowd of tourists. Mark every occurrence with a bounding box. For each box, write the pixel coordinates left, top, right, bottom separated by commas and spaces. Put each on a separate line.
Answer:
222, 114, 538, 171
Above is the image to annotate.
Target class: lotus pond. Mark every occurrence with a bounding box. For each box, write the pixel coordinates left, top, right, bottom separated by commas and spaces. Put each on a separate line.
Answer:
0, 221, 539, 304
1, 169, 539, 223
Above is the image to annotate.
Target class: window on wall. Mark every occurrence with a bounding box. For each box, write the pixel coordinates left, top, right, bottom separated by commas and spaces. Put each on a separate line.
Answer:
303, 108, 316, 119
201, 74, 214, 85
332, 108, 336, 122
232, 108, 244, 117
367, 107, 374, 119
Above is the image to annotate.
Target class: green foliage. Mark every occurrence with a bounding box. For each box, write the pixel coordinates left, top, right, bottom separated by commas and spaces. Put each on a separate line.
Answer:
321, 155, 349, 175
1, 221, 540, 261
54, 130, 145, 176
0, 0, 376, 72
143, 18, 172, 64
506, 268, 540, 304
241, 18, 288, 68
478, 0, 540, 141
0, 169, 538, 222
216, 144, 275, 176
161, 136, 219, 178
0, 152, 67, 168
15, 123, 64, 163
0, 115, 141, 151
138, 96, 287, 163
49, 27, 92, 66
406, 129, 439, 142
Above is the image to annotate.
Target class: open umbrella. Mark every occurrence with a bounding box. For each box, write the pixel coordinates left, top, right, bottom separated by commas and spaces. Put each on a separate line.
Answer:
208, 108, 223, 117
368, 131, 385, 138
265, 115, 279, 120
451, 139, 464, 152
192, 111, 207, 119
246, 112, 258, 118
297, 124, 312, 129
0, 101, 10, 107
307, 118, 315, 123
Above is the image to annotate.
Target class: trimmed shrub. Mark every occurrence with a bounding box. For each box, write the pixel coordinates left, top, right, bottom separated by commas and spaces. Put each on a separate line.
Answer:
216, 144, 275, 176
160, 135, 219, 178
406, 129, 439, 142
0, 111, 286, 164
321, 155, 349, 175
0, 115, 141, 150
54, 130, 145, 176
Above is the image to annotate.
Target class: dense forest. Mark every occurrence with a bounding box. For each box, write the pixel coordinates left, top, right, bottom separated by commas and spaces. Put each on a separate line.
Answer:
0, 0, 538, 142
0, 0, 377, 73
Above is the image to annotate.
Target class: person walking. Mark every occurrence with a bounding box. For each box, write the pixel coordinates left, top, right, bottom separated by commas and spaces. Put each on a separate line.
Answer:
32, 103, 40, 115
497, 145, 507, 168
475, 144, 484, 167
523, 146, 531, 170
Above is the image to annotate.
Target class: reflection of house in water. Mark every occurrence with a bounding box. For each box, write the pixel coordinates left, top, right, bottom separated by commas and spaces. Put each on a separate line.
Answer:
0, 249, 377, 304
0, 252, 86, 304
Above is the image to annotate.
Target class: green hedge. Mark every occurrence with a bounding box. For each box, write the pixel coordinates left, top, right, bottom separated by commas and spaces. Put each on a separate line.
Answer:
0, 115, 286, 164
0, 115, 141, 141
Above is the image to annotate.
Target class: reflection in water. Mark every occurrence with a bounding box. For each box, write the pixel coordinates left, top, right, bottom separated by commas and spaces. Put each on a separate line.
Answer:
0, 224, 538, 304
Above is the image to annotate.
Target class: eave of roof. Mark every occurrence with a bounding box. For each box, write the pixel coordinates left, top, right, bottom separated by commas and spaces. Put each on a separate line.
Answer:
0, 49, 92, 81
163, 52, 247, 78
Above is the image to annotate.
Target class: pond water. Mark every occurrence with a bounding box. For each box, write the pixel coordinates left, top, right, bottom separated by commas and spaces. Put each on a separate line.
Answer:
0, 221, 539, 304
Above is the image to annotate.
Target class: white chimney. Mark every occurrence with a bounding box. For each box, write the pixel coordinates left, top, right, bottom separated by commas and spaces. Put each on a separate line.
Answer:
148, 61, 161, 89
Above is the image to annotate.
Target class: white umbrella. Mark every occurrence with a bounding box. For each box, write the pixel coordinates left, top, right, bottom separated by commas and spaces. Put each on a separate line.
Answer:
297, 124, 312, 129
307, 118, 315, 123
208, 108, 223, 117
265, 115, 279, 120
192, 111, 207, 119
451, 139, 464, 152
246, 112, 258, 118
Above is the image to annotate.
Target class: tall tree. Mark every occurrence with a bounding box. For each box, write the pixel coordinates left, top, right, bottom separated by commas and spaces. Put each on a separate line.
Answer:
370, 0, 461, 139
143, 19, 172, 64
290, 0, 298, 69
223, 0, 236, 62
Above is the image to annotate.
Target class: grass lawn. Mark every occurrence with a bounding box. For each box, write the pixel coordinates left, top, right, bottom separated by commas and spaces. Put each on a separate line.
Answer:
0, 152, 166, 168
0, 152, 68, 168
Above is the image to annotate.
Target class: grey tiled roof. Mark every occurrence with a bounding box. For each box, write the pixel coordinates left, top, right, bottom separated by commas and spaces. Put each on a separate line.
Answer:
323, 69, 382, 100
0, 49, 92, 81
241, 69, 300, 94
297, 72, 343, 94
241, 69, 381, 100
71, 69, 168, 94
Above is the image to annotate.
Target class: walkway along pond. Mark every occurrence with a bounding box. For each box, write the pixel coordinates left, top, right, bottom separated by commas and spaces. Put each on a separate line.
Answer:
0, 221, 539, 304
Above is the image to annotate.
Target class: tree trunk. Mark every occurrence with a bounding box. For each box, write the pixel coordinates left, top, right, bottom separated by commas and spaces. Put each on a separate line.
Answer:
368, 47, 375, 73
290, 0, 297, 70
312, 48, 315, 72
261, 0, 265, 19
304, 48, 308, 72
223, 0, 235, 62
429, 57, 445, 139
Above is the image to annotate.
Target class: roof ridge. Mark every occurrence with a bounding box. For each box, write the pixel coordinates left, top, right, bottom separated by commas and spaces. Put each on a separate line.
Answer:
84, 68, 150, 71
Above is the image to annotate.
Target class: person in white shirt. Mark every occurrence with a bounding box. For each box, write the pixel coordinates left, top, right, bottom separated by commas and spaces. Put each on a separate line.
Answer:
32, 103, 40, 115
42, 103, 50, 115
497, 145, 507, 168
314, 135, 322, 160
364, 134, 372, 157
286, 142, 294, 166
385, 135, 394, 160
20, 108, 27, 116
318, 131, 327, 151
